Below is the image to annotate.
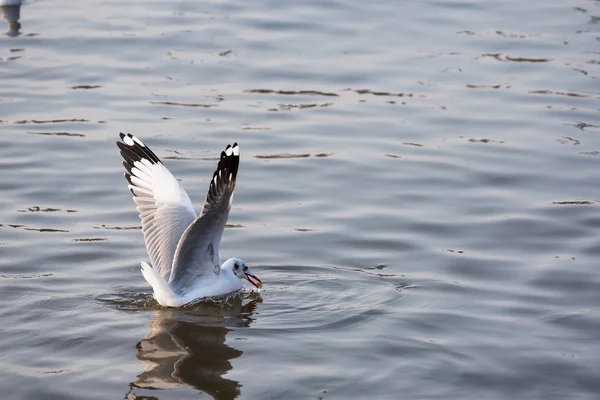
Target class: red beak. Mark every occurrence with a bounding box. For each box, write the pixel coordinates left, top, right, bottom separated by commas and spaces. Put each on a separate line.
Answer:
245, 273, 262, 288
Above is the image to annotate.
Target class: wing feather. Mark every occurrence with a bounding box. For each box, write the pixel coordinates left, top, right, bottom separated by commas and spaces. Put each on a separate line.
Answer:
168, 143, 240, 294
117, 132, 197, 280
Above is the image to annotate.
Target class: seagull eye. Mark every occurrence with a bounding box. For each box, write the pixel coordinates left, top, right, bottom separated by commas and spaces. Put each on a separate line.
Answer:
243, 266, 248, 271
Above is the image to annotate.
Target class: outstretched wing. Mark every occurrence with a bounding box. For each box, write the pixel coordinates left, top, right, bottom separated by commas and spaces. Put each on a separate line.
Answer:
117, 133, 197, 280
168, 143, 240, 294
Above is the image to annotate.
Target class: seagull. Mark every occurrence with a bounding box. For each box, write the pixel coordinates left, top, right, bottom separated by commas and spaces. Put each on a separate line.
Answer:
117, 133, 262, 307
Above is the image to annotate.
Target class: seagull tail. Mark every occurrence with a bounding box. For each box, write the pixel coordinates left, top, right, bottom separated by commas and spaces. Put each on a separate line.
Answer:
140, 262, 185, 307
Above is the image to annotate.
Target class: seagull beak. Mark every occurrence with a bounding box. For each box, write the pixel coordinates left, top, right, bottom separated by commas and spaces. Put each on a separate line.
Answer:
245, 272, 262, 288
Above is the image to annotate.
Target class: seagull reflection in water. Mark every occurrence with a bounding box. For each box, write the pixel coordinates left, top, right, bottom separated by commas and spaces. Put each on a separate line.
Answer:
0, 0, 22, 37
129, 294, 261, 399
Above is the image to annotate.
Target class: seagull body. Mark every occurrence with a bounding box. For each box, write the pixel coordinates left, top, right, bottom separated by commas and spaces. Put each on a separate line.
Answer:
117, 133, 261, 307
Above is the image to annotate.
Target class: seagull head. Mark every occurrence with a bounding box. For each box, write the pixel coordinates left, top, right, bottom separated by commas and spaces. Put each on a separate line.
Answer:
227, 258, 262, 288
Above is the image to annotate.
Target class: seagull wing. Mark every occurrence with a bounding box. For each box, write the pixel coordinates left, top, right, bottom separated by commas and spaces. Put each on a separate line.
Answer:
168, 143, 240, 294
117, 132, 197, 280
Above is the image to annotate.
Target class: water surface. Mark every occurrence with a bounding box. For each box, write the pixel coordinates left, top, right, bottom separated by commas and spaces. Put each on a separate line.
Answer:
1, 0, 600, 399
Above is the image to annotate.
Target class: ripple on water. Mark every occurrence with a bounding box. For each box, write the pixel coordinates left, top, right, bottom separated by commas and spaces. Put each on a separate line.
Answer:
230, 264, 480, 336
96, 288, 156, 312
96, 285, 263, 313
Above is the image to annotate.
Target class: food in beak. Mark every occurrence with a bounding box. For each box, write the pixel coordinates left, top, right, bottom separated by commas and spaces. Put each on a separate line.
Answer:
245, 273, 262, 288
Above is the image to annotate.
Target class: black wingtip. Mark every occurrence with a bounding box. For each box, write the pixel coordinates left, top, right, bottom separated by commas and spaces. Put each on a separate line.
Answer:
117, 132, 162, 166
124, 172, 133, 185
207, 142, 240, 196
222, 142, 240, 182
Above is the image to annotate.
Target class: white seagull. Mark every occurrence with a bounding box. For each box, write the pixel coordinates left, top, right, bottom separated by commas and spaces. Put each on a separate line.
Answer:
117, 133, 261, 307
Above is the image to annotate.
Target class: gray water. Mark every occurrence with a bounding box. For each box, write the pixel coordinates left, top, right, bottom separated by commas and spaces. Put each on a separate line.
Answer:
1, 0, 600, 399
